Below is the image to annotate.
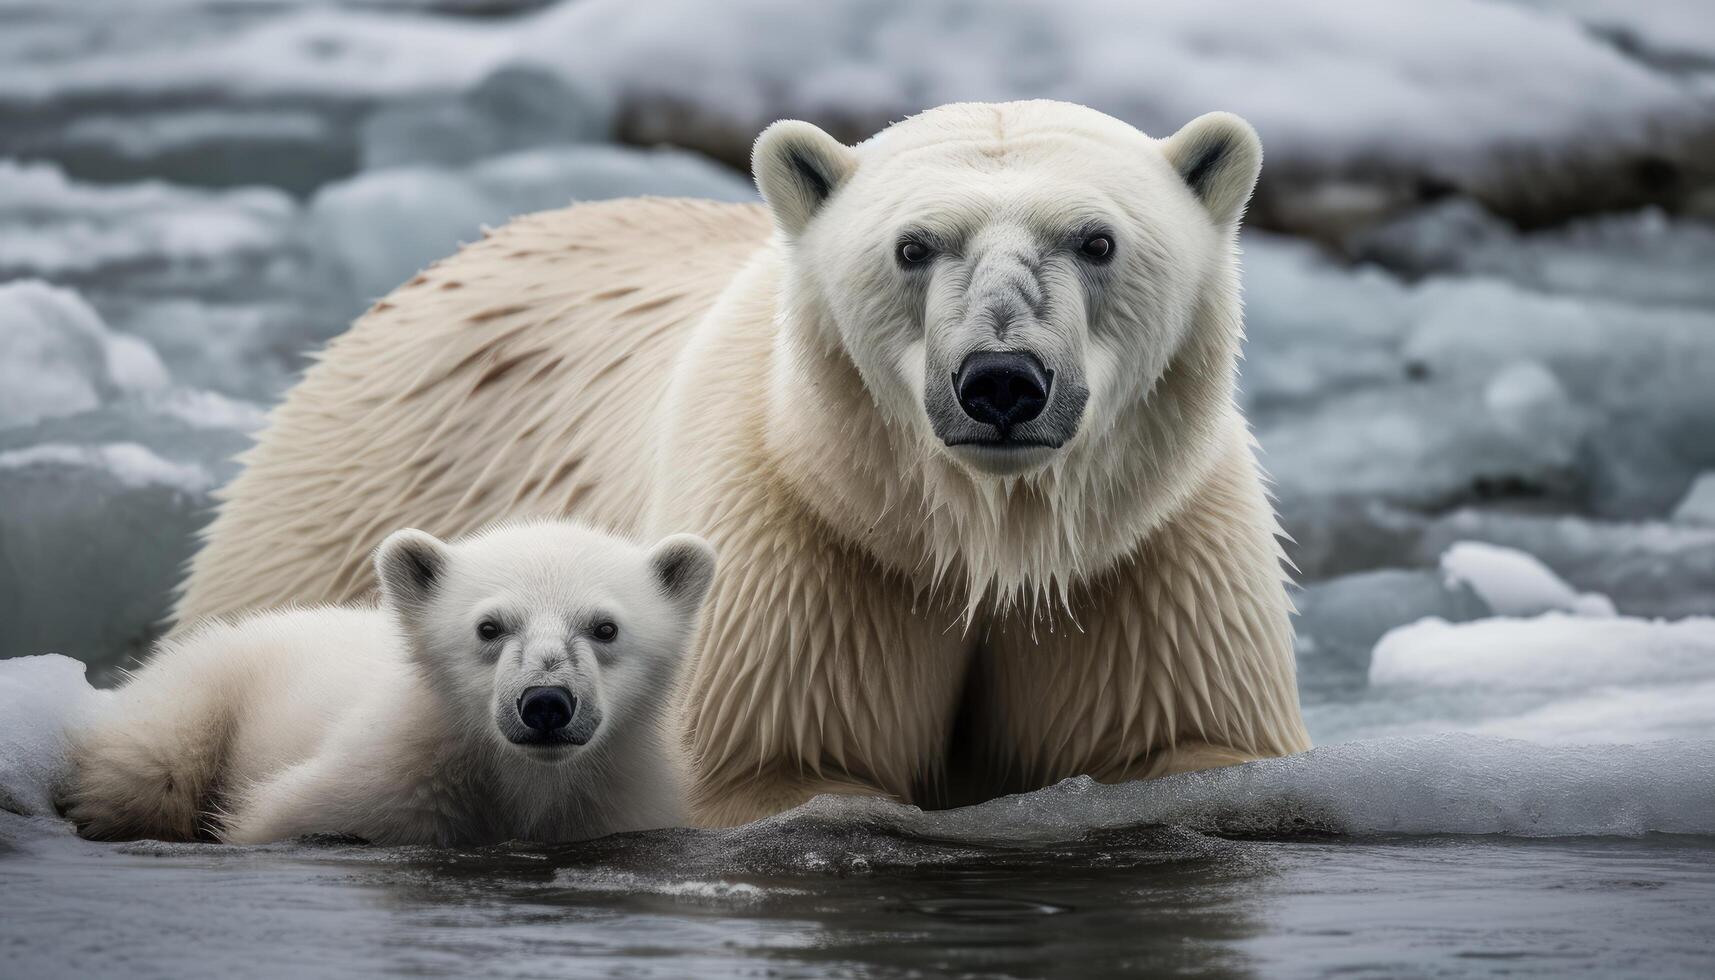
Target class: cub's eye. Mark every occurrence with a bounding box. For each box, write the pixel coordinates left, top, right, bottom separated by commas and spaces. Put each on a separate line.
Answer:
476, 620, 503, 642
897, 240, 932, 266
1079, 235, 1114, 261
591, 622, 619, 642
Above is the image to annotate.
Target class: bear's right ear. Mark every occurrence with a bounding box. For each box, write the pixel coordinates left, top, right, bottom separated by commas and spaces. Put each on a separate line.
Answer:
375, 528, 449, 608
1161, 111, 1263, 228
752, 120, 857, 238
647, 533, 718, 618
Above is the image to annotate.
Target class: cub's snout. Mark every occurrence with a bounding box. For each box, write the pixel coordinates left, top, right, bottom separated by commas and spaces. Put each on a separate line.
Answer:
518, 686, 575, 734
509, 684, 599, 748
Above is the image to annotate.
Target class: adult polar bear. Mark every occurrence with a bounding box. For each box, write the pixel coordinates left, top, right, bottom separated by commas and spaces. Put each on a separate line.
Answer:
178, 101, 1310, 825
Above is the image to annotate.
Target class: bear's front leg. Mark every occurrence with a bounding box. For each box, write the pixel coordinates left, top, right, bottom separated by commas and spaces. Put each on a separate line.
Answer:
689, 768, 900, 828
677, 528, 977, 827
974, 472, 1311, 794
219, 756, 353, 844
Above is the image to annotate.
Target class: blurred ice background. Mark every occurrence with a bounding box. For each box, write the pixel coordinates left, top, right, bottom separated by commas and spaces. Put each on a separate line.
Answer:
2, 0, 1714, 784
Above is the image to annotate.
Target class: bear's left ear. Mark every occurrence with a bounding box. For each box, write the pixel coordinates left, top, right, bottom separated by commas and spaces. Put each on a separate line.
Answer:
1161, 112, 1263, 228
647, 533, 717, 617
752, 120, 857, 238
375, 528, 449, 609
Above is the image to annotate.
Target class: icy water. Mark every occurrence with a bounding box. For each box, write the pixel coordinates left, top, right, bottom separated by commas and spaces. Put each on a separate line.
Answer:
4, 809, 1714, 978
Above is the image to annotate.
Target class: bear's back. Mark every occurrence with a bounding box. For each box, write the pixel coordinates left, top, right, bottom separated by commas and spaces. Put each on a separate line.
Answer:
176, 198, 771, 625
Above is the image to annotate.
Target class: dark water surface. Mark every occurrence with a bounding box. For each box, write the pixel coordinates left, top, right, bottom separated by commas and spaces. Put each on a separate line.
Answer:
4, 813, 1712, 979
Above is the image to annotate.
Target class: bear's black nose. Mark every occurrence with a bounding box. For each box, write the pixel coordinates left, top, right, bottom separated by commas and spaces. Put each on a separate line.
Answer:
954, 350, 1051, 431
518, 686, 575, 733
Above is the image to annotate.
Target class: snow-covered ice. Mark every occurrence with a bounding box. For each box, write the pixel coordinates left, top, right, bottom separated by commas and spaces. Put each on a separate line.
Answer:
1371, 613, 1715, 691
0, 281, 168, 427
1438, 540, 1615, 617
0, 655, 104, 818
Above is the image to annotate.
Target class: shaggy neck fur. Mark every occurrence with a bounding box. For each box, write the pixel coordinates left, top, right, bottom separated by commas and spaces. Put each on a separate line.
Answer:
764, 245, 1248, 621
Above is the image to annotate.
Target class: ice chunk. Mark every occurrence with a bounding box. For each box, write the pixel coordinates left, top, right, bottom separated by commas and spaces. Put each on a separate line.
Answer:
1352, 201, 1715, 309
1252, 229, 1715, 533
359, 65, 612, 170
1293, 569, 1487, 696
1473, 680, 1715, 746
1439, 541, 1615, 617
0, 655, 104, 818
0, 161, 298, 279
1415, 509, 1715, 619
1238, 232, 1413, 413
1483, 360, 1583, 446
0, 281, 169, 428
1258, 380, 1583, 513
5, 1, 1706, 233
0, 405, 252, 671
1371, 613, 1715, 690
49, 108, 357, 197
1671, 473, 1715, 526
732, 735, 1715, 841
308, 143, 753, 308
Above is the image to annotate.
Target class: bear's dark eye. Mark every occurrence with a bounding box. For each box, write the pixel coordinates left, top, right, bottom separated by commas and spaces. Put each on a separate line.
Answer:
592, 622, 619, 642
897, 239, 932, 266
476, 620, 503, 642
1079, 234, 1114, 262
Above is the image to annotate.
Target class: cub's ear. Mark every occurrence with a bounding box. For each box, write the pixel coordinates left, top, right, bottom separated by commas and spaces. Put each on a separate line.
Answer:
1161, 112, 1263, 228
648, 533, 717, 616
375, 528, 449, 608
752, 120, 857, 237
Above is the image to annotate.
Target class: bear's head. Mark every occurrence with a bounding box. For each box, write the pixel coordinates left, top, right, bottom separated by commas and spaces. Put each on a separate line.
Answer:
373, 521, 715, 762
752, 100, 1263, 601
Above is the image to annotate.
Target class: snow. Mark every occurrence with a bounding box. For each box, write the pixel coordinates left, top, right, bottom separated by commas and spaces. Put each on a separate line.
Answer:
1371, 613, 1715, 691
0, 656, 104, 818
1439, 541, 1615, 617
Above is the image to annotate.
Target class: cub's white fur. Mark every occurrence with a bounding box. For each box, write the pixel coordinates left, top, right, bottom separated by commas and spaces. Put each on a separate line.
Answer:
68, 521, 715, 845
177, 101, 1310, 826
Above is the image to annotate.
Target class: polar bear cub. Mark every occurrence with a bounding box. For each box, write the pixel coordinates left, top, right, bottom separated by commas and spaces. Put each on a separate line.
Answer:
66, 520, 715, 846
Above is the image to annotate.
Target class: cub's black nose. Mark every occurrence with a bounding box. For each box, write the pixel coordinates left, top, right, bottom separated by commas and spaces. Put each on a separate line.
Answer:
518, 686, 575, 733
954, 350, 1051, 430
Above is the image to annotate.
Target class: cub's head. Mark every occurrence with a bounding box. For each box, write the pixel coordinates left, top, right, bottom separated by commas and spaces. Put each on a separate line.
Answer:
374, 521, 715, 762
754, 100, 1260, 479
